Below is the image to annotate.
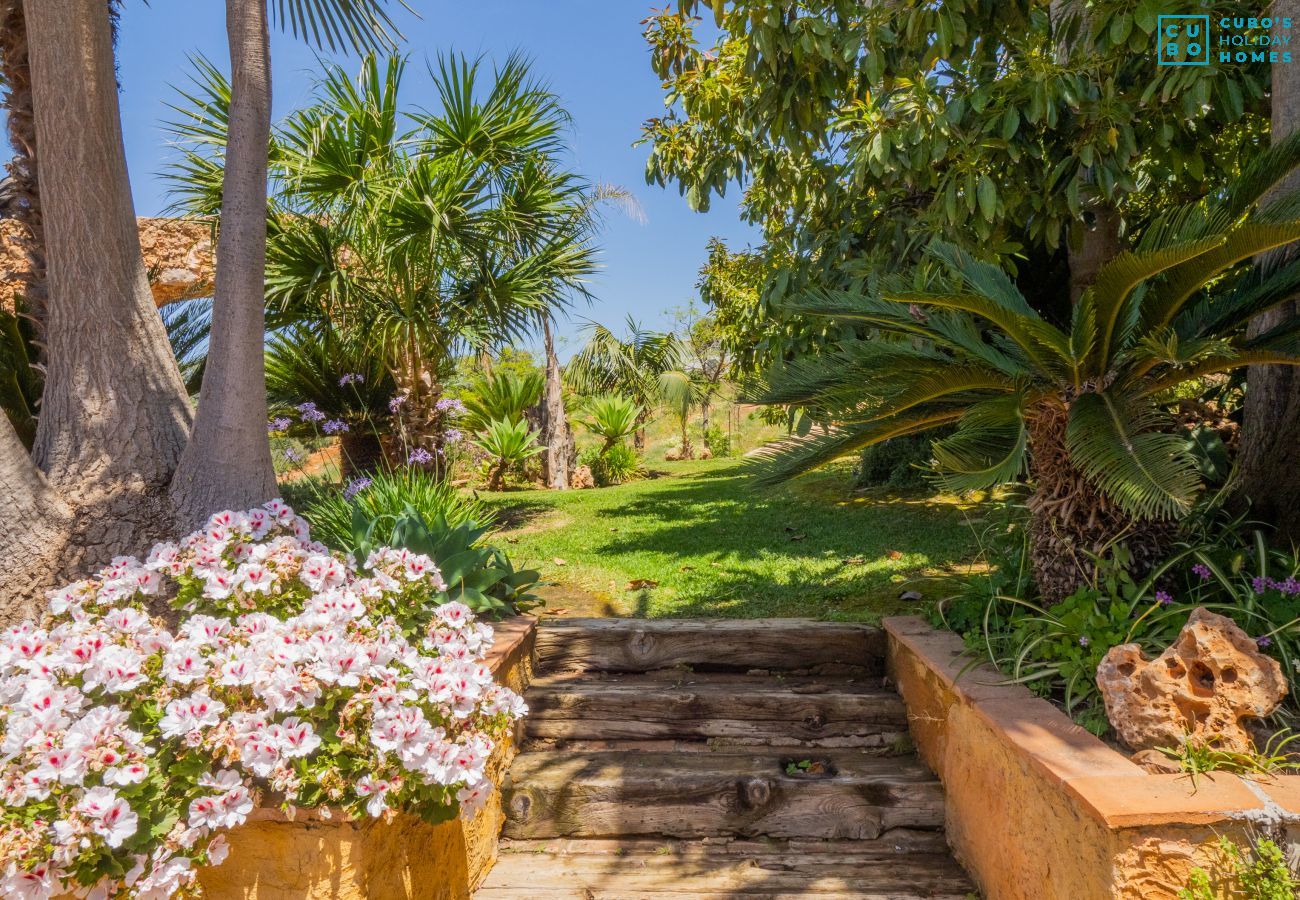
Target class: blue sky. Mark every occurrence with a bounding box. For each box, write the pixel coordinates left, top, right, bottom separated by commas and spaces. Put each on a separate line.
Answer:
106, 0, 758, 354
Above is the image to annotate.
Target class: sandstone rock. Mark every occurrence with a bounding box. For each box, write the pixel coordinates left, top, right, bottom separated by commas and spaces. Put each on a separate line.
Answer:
698, 447, 713, 460
571, 465, 595, 489
1096, 607, 1287, 753
664, 447, 684, 461
1128, 748, 1181, 774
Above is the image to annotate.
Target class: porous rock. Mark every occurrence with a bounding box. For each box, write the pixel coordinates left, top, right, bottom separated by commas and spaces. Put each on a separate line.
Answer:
571, 465, 595, 489
1096, 607, 1286, 753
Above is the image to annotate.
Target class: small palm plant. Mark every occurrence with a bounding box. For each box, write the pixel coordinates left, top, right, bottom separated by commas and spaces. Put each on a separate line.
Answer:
579, 394, 643, 454
659, 370, 702, 459
753, 135, 1300, 602
463, 370, 544, 434
473, 417, 544, 490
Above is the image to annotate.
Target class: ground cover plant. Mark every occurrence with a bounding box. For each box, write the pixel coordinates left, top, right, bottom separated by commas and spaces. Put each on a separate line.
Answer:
0, 501, 525, 898
480, 458, 979, 621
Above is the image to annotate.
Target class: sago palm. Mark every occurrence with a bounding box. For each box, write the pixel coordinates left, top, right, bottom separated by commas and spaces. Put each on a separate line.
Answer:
578, 394, 643, 454
753, 134, 1300, 602
463, 370, 544, 434
473, 417, 543, 490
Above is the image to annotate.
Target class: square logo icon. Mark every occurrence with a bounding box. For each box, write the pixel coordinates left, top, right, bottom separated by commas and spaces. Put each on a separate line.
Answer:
1157, 15, 1211, 65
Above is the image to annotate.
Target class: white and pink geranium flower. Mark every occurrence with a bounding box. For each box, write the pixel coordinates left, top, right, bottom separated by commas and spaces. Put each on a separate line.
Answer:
0, 502, 525, 899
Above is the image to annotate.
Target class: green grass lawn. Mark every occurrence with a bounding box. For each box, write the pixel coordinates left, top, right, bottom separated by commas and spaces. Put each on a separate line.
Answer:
479, 458, 987, 622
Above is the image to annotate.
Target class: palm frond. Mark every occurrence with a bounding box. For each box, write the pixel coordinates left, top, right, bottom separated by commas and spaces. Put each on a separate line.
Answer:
270, 0, 410, 53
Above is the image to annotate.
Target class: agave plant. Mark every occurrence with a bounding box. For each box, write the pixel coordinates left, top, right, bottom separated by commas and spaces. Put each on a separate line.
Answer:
463, 370, 544, 435
473, 417, 543, 490
754, 135, 1300, 602
578, 394, 643, 453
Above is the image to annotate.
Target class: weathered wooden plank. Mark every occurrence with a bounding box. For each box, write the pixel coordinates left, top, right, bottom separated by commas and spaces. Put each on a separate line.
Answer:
525, 675, 907, 745
535, 618, 887, 674
501, 750, 945, 840
477, 847, 974, 897
496, 830, 958, 859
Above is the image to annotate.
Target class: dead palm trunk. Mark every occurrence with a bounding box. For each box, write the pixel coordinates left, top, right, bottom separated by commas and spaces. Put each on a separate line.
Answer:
21, 0, 192, 583
539, 317, 573, 489
0, 0, 45, 336
171, 0, 277, 527
1239, 4, 1300, 541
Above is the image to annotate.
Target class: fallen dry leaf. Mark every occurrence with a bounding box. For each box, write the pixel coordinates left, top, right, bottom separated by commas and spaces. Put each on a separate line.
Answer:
549, 608, 570, 616
842, 556, 866, 566
789, 533, 807, 542
679, 565, 695, 572
898, 590, 924, 602
552, 557, 567, 567
885, 549, 903, 560
627, 579, 659, 590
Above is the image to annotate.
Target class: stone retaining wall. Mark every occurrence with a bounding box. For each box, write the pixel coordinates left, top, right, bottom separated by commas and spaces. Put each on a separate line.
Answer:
884, 615, 1300, 900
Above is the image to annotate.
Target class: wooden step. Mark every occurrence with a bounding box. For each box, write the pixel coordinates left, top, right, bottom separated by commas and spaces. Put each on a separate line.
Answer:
476, 836, 974, 898
536, 618, 886, 674
501, 749, 945, 841
525, 672, 908, 748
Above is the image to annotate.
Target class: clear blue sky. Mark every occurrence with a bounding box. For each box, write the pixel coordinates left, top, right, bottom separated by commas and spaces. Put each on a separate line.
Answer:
106, 0, 757, 354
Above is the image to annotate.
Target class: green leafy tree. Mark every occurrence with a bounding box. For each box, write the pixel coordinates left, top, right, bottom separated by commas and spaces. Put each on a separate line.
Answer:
644, 1, 1269, 311
753, 139, 1300, 601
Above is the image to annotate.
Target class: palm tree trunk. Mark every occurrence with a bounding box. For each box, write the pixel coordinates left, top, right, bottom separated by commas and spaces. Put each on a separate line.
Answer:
23, 0, 192, 577
539, 317, 573, 489
171, 0, 276, 528
0, 415, 70, 622
0, 0, 46, 337
1239, 5, 1300, 542
339, 430, 384, 480
679, 416, 692, 459
392, 342, 449, 476
1026, 402, 1172, 603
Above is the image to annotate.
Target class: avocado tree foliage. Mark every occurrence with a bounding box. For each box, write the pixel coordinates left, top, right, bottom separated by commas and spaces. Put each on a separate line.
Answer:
645, 0, 1271, 328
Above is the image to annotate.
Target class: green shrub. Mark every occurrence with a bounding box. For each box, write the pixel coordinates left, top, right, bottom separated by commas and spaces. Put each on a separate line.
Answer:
578, 394, 642, 451
703, 425, 733, 458
579, 443, 640, 486
1180, 836, 1299, 900
343, 508, 542, 620
463, 371, 544, 434
303, 468, 488, 550
852, 433, 936, 490
473, 417, 543, 489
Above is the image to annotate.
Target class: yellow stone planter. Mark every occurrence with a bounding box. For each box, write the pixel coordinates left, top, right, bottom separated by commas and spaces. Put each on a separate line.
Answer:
191, 616, 536, 900
884, 616, 1299, 900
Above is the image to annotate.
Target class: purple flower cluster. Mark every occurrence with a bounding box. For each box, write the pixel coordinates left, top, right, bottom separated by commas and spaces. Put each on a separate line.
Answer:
268, 417, 292, 434
321, 419, 350, 435
1191, 563, 1212, 581
435, 397, 466, 415
296, 402, 326, 423
343, 476, 372, 500
282, 448, 303, 464
1155, 590, 1173, 606
1078, 636, 1090, 648
408, 448, 434, 466
445, 429, 464, 444
1259, 635, 1274, 649
389, 394, 407, 413
1255, 575, 1300, 596
338, 373, 365, 387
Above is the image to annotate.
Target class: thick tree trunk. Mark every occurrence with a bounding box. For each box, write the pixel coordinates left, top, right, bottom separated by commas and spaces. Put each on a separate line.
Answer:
24, 0, 192, 574
539, 317, 573, 489
170, 0, 276, 527
0, 0, 45, 336
1239, 9, 1300, 541
0, 416, 71, 622
1026, 403, 1172, 604
1068, 203, 1121, 304
339, 430, 385, 480
678, 417, 693, 459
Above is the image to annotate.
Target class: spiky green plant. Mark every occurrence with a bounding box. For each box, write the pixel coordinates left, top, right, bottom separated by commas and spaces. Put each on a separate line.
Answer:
473, 417, 543, 490
753, 134, 1300, 602
302, 467, 487, 550
463, 370, 544, 434
578, 394, 643, 453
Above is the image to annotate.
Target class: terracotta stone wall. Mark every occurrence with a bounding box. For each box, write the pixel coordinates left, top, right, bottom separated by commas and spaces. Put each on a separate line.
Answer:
884, 616, 1300, 900
1, 216, 213, 311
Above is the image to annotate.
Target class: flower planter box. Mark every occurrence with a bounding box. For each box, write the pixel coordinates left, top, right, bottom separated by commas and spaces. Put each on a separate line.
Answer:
190, 616, 537, 900
883, 616, 1300, 900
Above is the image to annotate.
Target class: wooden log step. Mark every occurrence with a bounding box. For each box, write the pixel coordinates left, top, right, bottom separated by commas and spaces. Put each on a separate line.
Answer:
495, 830, 957, 858
536, 618, 886, 674
476, 840, 974, 898
525, 673, 907, 746
501, 749, 945, 841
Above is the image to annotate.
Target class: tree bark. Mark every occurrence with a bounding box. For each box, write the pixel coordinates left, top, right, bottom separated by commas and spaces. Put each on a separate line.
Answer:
1239, 7, 1300, 541
0, 415, 71, 623
1068, 203, 1121, 304
170, 0, 276, 527
0, 0, 45, 336
24, 0, 192, 573
539, 317, 573, 489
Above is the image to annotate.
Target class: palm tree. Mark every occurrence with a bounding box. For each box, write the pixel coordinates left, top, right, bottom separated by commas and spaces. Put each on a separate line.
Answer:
567, 317, 687, 450
166, 53, 598, 474
752, 135, 1300, 602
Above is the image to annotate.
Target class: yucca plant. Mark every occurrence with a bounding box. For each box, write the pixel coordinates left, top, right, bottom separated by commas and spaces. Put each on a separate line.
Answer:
463, 370, 544, 434
473, 416, 543, 490
754, 135, 1300, 602
578, 394, 643, 453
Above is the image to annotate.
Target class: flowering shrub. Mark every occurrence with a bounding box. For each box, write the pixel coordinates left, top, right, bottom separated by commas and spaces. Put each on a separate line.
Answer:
0, 501, 526, 899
